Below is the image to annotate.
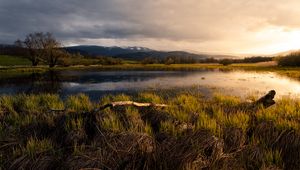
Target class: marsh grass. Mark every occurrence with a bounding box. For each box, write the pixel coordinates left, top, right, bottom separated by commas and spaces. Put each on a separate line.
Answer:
66, 93, 93, 112
23, 137, 54, 158
1, 92, 300, 169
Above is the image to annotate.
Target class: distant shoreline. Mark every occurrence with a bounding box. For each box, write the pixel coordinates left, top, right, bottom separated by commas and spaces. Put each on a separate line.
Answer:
1, 62, 300, 80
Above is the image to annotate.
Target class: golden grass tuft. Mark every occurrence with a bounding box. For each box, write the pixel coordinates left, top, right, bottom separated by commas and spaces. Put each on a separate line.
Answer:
1, 92, 300, 169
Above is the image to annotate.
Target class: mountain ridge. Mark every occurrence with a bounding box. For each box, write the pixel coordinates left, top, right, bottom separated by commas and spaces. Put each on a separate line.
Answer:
64, 45, 238, 60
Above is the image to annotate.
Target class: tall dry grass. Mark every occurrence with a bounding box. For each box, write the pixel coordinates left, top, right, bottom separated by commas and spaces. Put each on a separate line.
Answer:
1, 92, 300, 169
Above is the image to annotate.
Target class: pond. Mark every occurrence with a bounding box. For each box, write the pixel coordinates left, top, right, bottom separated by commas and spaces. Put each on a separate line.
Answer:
0, 70, 300, 100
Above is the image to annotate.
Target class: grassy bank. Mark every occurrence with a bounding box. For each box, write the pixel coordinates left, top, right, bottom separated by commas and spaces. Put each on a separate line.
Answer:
0, 55, 31, 66
1, 62, 300, 80
1, 92, 300, 169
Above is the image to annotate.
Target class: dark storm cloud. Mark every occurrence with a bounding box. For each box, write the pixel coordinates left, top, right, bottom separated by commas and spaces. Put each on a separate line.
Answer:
0, 0, 300, 54
0, 0, 220, 43
0, 0, 111, 42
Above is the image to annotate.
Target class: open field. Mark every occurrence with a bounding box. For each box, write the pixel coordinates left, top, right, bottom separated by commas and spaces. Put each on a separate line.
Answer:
0, 55, 31, 66
1, 91, 300, 169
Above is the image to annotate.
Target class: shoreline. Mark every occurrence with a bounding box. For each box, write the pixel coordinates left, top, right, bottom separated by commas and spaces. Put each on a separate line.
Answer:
1, 63, 300, 80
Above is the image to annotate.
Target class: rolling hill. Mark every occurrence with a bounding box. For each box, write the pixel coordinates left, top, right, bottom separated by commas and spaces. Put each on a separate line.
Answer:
64, 45, 236, 61
0, 44, 242, 62
64, 46, 152, 57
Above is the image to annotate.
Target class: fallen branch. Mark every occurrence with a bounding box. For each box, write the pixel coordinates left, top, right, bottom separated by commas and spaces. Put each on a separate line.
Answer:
50, 90, 276, 113
95, 101, 168, 111
50, 101, 168, 112
50, 108, 66, 112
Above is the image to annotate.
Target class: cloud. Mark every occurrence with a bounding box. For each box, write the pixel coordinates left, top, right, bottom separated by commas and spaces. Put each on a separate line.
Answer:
0, 0, 300, 54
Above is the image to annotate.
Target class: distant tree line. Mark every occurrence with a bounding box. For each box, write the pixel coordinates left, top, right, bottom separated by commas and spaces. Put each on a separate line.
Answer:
277, 51, 300, 67
58, 53, 122, 66
140, 56, 273, 65
218, 56, 274, 66
0, 44, 27, 56
141, 56, 201, 64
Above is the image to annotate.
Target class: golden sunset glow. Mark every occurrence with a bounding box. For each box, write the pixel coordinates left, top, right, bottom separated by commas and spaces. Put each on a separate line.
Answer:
245, 27, 300, 54
1, 0, 300, 55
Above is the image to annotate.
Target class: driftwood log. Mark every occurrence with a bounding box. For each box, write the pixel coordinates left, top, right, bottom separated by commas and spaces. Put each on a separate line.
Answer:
255, 90, 276, 108
50, 90, 276, 112
49, 101, 168, 113
95, 101, 168, 112
48, 90, 276, 138
225, 90, 276, 114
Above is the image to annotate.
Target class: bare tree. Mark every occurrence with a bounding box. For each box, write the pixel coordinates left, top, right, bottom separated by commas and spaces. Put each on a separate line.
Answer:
41, 32, 63, 67
15, 32, 64, 67
15, 32, 45, 66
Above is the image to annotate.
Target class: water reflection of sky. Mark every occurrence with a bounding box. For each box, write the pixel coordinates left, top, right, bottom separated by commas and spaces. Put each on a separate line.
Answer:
61, 71, 300, 98
1, 70, 300, 99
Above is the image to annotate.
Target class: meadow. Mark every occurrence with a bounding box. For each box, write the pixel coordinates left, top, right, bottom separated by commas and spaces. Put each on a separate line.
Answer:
0, 55, 31, 66
1, 91, 300, 169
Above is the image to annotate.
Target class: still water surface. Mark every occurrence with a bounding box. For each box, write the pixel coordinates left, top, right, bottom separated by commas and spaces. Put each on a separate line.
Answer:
0, 70, 300, 100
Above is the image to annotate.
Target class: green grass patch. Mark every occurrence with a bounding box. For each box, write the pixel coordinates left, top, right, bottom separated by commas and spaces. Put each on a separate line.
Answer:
0, 55, 31, 66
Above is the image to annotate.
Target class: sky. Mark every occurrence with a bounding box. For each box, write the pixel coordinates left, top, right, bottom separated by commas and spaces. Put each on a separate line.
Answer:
0, 0, 300, 55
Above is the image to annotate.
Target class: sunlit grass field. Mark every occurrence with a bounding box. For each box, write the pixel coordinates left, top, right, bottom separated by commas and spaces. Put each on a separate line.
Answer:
1, 91, 300, 169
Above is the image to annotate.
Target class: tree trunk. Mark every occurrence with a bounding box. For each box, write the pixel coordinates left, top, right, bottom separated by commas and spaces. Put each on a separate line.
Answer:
49, 63, 55, 68
32, 60, 39, 66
